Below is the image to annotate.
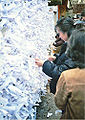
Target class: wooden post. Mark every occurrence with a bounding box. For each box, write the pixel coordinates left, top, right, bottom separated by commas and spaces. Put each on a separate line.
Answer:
58, 0, 68, 19
58, 5, 60, 19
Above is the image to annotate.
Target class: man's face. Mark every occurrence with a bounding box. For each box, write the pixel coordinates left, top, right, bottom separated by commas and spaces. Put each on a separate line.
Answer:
56, 27, 68, 41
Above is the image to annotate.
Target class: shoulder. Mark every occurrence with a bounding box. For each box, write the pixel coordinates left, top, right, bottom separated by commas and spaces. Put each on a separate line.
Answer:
62, 68, 85, 76
61, 68, 85, 84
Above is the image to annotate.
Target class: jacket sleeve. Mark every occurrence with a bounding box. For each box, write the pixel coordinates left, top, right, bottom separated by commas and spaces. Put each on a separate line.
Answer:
42, 60, 56, 78
42, 60, 69, 79
54, 73, 68, 111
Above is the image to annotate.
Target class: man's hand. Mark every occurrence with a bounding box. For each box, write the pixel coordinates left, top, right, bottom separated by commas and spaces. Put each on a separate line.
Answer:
35, 58, 44, 67
48, 55, 56, 61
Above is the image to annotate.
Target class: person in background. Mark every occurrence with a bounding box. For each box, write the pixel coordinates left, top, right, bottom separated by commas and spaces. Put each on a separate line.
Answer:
35, 17, 75, 94
74, 9, 85, 29
81, 8, 85, 21
54, 28, 85, 119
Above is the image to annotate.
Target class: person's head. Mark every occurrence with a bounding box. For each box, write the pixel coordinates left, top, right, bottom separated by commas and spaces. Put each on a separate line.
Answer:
81, 9, 85, 21
66, 28, 85, 68
74, 20, 85, 29
55, 17, 75, 41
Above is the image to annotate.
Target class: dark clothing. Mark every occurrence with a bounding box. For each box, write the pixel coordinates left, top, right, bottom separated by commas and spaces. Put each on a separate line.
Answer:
43, 58, 75, 94
42, 42, 76, 94
54, 68, 85, 119
58, 42, 67, 55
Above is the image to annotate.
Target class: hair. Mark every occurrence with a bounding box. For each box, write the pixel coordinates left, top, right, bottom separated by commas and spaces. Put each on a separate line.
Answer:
66, 28, 85, 68
81, 9, 85, 17
55, 17, 75, 38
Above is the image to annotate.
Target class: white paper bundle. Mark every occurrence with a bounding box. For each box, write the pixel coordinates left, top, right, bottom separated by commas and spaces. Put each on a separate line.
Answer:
0, 0, 55, 119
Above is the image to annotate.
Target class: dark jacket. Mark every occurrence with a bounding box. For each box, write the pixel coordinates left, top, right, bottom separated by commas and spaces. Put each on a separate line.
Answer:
42, 42, 76, 94
54, 68, 85, 119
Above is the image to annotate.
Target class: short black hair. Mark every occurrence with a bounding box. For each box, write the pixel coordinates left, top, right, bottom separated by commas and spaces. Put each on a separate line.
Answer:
66, 28, 85, 68
55, 17, 75, 38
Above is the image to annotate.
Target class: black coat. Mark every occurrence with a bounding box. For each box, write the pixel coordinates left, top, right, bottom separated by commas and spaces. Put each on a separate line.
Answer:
42, 42, 76, 94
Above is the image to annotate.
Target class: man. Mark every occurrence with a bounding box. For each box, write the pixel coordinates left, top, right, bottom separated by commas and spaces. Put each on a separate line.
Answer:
74, 9, 85, 29
35, 17, 75, 94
